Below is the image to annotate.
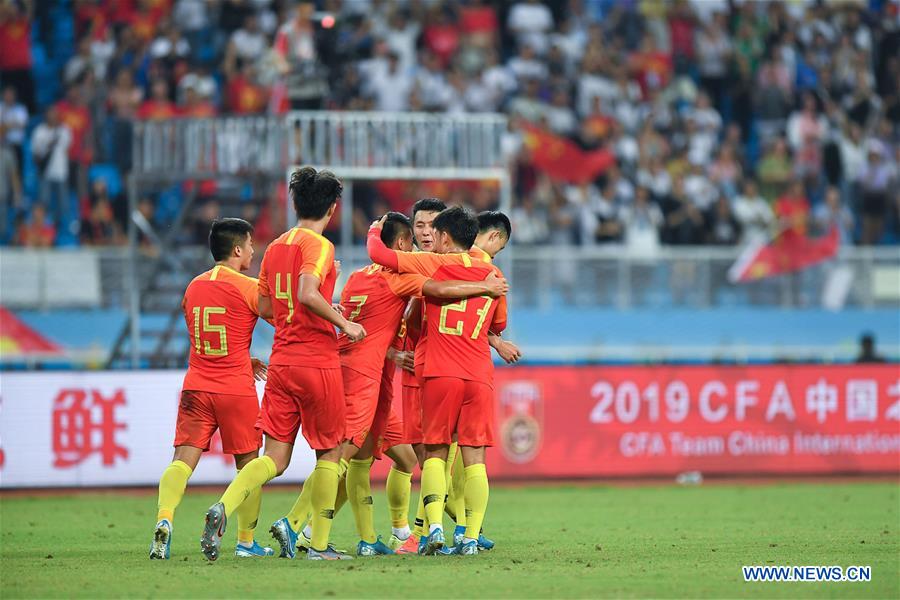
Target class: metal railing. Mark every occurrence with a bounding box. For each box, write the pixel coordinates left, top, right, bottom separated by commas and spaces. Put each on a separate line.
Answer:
131, 112, 509, 178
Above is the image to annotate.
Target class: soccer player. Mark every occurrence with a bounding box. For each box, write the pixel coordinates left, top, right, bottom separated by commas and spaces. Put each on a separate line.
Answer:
201, 167, 363, 561
367, 206, 508, 555
337, 212, 507, 555
442, 210, 521, 549
150, 218, 274, 560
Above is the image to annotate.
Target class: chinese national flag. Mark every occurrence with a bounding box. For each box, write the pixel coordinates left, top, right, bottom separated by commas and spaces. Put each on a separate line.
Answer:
521, 123, 615, 184
728, 227, 840, 283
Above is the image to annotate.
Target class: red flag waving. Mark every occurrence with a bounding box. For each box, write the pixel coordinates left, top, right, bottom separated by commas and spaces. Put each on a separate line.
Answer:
520, 123, 615, 184
728, 227, 840, 283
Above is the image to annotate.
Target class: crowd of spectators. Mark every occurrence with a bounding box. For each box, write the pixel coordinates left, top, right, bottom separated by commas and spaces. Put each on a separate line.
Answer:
0, 0, 898, 251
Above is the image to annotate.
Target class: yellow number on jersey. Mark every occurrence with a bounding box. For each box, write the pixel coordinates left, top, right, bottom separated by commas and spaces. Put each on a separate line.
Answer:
347, 295, 368, 322
470, 297, 494, 340
191, 306, 228, 356
438, 299, 467, 336
274, 273, 295, 323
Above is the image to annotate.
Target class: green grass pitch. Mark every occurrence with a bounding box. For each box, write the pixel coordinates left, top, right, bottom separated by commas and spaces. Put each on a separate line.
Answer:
1, 481, 897, 598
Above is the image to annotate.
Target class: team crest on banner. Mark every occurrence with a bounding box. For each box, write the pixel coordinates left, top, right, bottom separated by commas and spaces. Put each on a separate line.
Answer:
499, 381, 543, 464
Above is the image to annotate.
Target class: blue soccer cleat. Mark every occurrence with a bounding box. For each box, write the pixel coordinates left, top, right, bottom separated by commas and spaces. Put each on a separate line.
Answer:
477, 532, 495, 551
437, 543, 460, 556
308, 547, 354, 560
453, 524, 466, 546
200, 502, 226, 561
149, 519, 172, 560
417, 534, 428, 555
423, 528, 445, 555
459, 539, 479, 556
235, 540, 275, 557
357, 536, 395, 556
270, 517, 299, 559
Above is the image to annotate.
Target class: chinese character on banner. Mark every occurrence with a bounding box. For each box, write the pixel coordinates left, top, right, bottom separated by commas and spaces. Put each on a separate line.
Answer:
845, 380, 878, 422
498, 381, 543, 464
207, 431, 234, 466
805, 379, 838, 423
886, 380, 900, 421
52, 389, 128, 468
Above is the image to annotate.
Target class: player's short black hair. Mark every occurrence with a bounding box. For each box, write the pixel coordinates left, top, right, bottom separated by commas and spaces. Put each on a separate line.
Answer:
289, 166, 343, 220
209, 218, 253, 261
411, 197, 446, 220
477, 210, 512, 240
381, 211, 412, 246
433, 206, 478, 249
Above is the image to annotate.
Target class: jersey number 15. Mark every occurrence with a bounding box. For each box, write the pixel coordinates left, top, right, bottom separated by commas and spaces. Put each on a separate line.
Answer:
192, 306, 228, 356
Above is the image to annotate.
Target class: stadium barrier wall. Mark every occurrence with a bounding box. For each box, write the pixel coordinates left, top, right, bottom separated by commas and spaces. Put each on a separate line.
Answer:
0, 365, 898, 488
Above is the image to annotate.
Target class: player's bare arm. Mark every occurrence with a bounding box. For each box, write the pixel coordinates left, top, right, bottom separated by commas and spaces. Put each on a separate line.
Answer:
298, 273, 366, 342
422, 271, 509, 300
488, 333, 522, 364
386, 346, 415, 373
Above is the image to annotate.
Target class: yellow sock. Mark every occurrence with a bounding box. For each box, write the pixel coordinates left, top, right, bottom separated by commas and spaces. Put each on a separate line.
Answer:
421, 457, 447, 530
156, 460, 192, 522
386, 466, 412, 528
235, 473, 262, 545
335, 474, 348, 515
444, 442, 458, 521
463, 463, 489, 540
310, 460, 341, 551
220, 455, 276, 517
347, 458, 376, 543
339, 458, 349, 477
286, 470, 316, 532
412, 488, 427, 537
451, 451, 466, 528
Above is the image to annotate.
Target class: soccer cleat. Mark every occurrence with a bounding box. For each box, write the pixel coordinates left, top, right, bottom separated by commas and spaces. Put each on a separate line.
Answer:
200, 502, 226, 561
417, 535, 428, 555
307, 547, 354, 560
423, 528, 445, 555
295, 527, 312, 553
459, 539, 479, 556
149, 519, 172, 560
437, 543, 460, 556
356, 536, 395, 556
477, 532, 495, 551
394, 534, 420, 555
235, 541, 275, 557
453, 524, 466, 546
270, 518, 299, 559
388, 533, 409, 551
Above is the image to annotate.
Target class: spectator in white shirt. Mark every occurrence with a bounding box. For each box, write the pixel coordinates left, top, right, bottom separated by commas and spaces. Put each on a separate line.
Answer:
507, 0, 554, 55
545, 88, 577, 136
371, 52, 412, 112
507, 43, 549, 83
225, 15, 268, 76
30, 107, 73, 227
0, 86, 28, 170
733, 179, 774, 243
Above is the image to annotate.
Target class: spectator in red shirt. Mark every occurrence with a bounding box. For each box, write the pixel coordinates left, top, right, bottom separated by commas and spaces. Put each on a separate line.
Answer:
16, 204, 56, 247
630, 33, 673, 98
179, 83, 217, 118
667, 0, 696, 73
226, 64, 268, 115
460, 0, 497, 49
138, 79, 178, 120
775, 180, 811, 238
55, 84, 93, 198
0, 1, 34, 111
423, 5, 460, 69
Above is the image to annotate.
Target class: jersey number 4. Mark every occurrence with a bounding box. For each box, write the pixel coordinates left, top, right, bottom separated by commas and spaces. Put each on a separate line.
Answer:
192, 306, 227, 356
438, 297, 493, 340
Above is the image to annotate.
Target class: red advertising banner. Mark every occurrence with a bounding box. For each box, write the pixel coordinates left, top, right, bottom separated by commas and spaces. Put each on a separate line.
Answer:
477, 365, 900, 478
488, 365, 900, 477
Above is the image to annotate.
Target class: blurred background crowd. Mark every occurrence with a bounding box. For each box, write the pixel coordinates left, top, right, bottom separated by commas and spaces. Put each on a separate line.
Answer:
1, 0, 898, 250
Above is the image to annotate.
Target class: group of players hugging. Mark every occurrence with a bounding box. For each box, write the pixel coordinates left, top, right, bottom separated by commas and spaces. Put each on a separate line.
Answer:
148, 166, 520, 561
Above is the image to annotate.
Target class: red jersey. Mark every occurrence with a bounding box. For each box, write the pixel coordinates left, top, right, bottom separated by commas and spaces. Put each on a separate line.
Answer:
181, 265, 260, 396
259, 227, 338, 368
337, 264, 427, 380
55, 100, 91, 163
393, 249, 507, 385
